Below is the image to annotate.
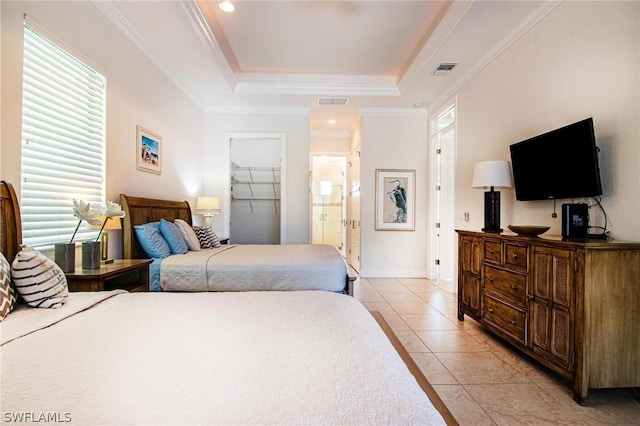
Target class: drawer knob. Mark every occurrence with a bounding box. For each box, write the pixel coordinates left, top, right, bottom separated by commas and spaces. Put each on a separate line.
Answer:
510, 320, 517, 325
488, 276, 494, 282
489, 249, 495, 254
511, 253, 519, 259
510, 284, 517, 290
488, 308, 494, 313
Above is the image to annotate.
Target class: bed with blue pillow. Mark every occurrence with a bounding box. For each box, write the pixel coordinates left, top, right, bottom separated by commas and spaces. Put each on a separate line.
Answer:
120, 194, 354, 294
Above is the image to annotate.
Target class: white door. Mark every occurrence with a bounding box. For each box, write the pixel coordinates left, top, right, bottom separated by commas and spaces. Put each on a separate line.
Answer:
429, 103, 456, 281
311, 155, 346, 253
347, 146, 361, 273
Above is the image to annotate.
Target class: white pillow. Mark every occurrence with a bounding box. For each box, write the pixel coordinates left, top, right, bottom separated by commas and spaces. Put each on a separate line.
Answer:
174, 219, 201, 251
11, 246, 68, 309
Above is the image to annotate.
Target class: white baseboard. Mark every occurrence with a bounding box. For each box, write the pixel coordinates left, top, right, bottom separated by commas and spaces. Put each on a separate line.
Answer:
359, 269, 429, 278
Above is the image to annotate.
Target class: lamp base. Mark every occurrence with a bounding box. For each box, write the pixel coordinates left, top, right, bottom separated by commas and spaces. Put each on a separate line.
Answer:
482, 227, 503, 233
483, 190, 502, 233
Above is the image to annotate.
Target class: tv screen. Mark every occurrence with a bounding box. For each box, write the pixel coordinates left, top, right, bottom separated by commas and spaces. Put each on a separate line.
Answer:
509, 117, 602, 201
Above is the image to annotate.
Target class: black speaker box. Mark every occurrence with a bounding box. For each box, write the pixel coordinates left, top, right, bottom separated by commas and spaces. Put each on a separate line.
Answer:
562, 203, 588, 238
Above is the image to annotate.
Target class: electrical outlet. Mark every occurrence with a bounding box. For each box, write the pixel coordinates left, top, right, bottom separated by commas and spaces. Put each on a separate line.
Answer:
464, 212, 470, 222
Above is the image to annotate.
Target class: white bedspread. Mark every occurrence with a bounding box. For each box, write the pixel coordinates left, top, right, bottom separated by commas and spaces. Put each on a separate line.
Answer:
1, 291, 445, 425
161, 244, 347, 292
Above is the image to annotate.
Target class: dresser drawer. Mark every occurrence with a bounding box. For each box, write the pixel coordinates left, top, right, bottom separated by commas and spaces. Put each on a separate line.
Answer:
505, 243, 528, 270
484, 266, 527, 306
484, 240, 502, 264
483, 296, 526, 344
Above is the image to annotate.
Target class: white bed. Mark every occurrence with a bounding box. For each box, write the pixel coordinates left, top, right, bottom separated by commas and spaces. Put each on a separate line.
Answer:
0, 180, 455, 426
160, 243, 347, 292
2, 291, 447, 425
120, 193, 354, 294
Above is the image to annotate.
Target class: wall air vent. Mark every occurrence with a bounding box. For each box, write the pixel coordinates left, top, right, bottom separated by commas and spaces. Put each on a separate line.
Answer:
317, 97, 349, 106
432, 63, 458, 75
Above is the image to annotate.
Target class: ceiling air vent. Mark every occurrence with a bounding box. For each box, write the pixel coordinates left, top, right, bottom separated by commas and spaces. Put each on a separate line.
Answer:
317, 97, 349, 106
432, 63, 458, 76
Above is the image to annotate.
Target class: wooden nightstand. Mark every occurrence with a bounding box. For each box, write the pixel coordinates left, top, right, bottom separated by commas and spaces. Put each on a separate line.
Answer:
65, 259, 153, 292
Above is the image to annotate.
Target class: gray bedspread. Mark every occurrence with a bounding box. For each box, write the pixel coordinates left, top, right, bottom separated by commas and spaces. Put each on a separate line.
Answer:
161, 244, 347, 292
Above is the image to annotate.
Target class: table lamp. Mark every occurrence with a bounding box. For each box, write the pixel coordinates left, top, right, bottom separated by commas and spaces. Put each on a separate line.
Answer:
196, 196, 221, 229
472, 161, 512, 233
91, 215, 121, 263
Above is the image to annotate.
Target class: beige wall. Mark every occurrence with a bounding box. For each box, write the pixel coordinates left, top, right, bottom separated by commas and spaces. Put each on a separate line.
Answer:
360, 110, 429, 277
1, 1, 205, 257
455, 1, 640, 241
202, 112, 311, 243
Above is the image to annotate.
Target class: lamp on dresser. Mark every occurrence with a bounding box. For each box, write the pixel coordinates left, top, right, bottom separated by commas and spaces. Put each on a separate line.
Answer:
195, 196, 221, 229
472, 160, 512, 233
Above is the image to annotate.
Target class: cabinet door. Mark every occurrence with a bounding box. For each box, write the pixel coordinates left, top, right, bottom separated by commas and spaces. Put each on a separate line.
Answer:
458, 236, 482, 319
530, 246, 574, 371
462, 236, 482, 276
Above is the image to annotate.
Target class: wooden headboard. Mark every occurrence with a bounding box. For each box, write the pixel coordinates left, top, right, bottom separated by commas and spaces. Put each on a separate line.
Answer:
119, 194, 192, 259
1, 181, 22, 262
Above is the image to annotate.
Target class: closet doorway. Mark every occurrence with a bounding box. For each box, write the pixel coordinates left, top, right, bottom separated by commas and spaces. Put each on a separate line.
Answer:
229, 134, 285, 244
310, 155, 346, 256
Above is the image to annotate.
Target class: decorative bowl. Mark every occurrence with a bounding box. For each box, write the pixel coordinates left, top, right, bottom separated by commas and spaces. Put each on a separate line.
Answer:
508, 225, 550, 236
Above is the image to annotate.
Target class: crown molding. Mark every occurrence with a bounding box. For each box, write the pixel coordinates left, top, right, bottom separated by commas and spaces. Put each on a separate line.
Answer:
360, 107, 427, 117
399, 0, 474, 92
93, 1, 208, 110
181, 0, 238, 90
427, 0, 561, 113
205, 105, 312, 115
310, 130, 352, 139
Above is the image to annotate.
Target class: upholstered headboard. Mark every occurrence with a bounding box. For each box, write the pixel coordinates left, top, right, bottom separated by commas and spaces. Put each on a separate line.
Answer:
119, 193, 192, 259
0, 181, 22, 263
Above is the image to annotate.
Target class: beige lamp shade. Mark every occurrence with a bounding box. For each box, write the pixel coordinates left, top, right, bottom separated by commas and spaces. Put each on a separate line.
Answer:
88, 215, 122, 230
195, 197, 221, 215
196, 196, 221, 229
472, 161, 513, 189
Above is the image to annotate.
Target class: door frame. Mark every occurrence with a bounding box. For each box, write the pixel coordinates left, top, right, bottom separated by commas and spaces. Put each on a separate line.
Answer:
309, 152, 347, 253
427, 97, 457, 280
226, 132, 287, 243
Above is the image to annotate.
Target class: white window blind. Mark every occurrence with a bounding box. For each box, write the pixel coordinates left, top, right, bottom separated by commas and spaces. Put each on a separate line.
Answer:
21, 25, 107, 248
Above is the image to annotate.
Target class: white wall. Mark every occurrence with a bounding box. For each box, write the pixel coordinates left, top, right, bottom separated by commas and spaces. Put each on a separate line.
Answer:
1, 1, 204, 258
455, 1, 640, 241
360, 110, 429, 277
202, 112, 311, 243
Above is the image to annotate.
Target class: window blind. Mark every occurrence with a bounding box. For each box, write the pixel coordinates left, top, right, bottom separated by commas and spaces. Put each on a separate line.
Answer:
21, 25, 107, 248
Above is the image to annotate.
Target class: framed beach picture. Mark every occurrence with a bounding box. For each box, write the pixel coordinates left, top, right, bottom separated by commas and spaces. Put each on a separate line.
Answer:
375, 169, 416, 231
136, 126, 162, 175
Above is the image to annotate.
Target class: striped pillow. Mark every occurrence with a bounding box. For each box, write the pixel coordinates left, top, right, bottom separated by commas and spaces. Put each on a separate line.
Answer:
193, 226, 221, 249
11, 246, 68, 309
0, 252, 17, 320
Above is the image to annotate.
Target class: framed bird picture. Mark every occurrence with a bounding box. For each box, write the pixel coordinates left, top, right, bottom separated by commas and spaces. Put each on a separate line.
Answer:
375, 169, 415, 231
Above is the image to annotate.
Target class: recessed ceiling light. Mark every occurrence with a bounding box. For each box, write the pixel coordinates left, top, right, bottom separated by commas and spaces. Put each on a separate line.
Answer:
413, 102, 424, 108
219, 1, 235, 12
328, 119, 337, 125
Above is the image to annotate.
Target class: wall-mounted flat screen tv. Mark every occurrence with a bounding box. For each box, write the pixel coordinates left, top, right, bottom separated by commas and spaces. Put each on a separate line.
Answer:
509, 117, 602, 201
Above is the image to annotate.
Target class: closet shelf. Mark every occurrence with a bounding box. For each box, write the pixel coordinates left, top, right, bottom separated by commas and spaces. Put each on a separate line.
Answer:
231, 179, 281, 185
232, 196, 281, 201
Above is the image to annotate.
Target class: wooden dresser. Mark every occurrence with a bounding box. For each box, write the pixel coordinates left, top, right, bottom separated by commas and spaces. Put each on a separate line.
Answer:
456, 230, 640, 404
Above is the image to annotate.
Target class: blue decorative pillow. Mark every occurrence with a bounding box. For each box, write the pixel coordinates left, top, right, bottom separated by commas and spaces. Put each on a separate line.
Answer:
159, 219, 188, 255
133, 222, 171, 259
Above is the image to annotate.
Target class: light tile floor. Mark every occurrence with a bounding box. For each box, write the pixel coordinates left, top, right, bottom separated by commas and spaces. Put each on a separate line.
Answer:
354, 277, 640, 425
